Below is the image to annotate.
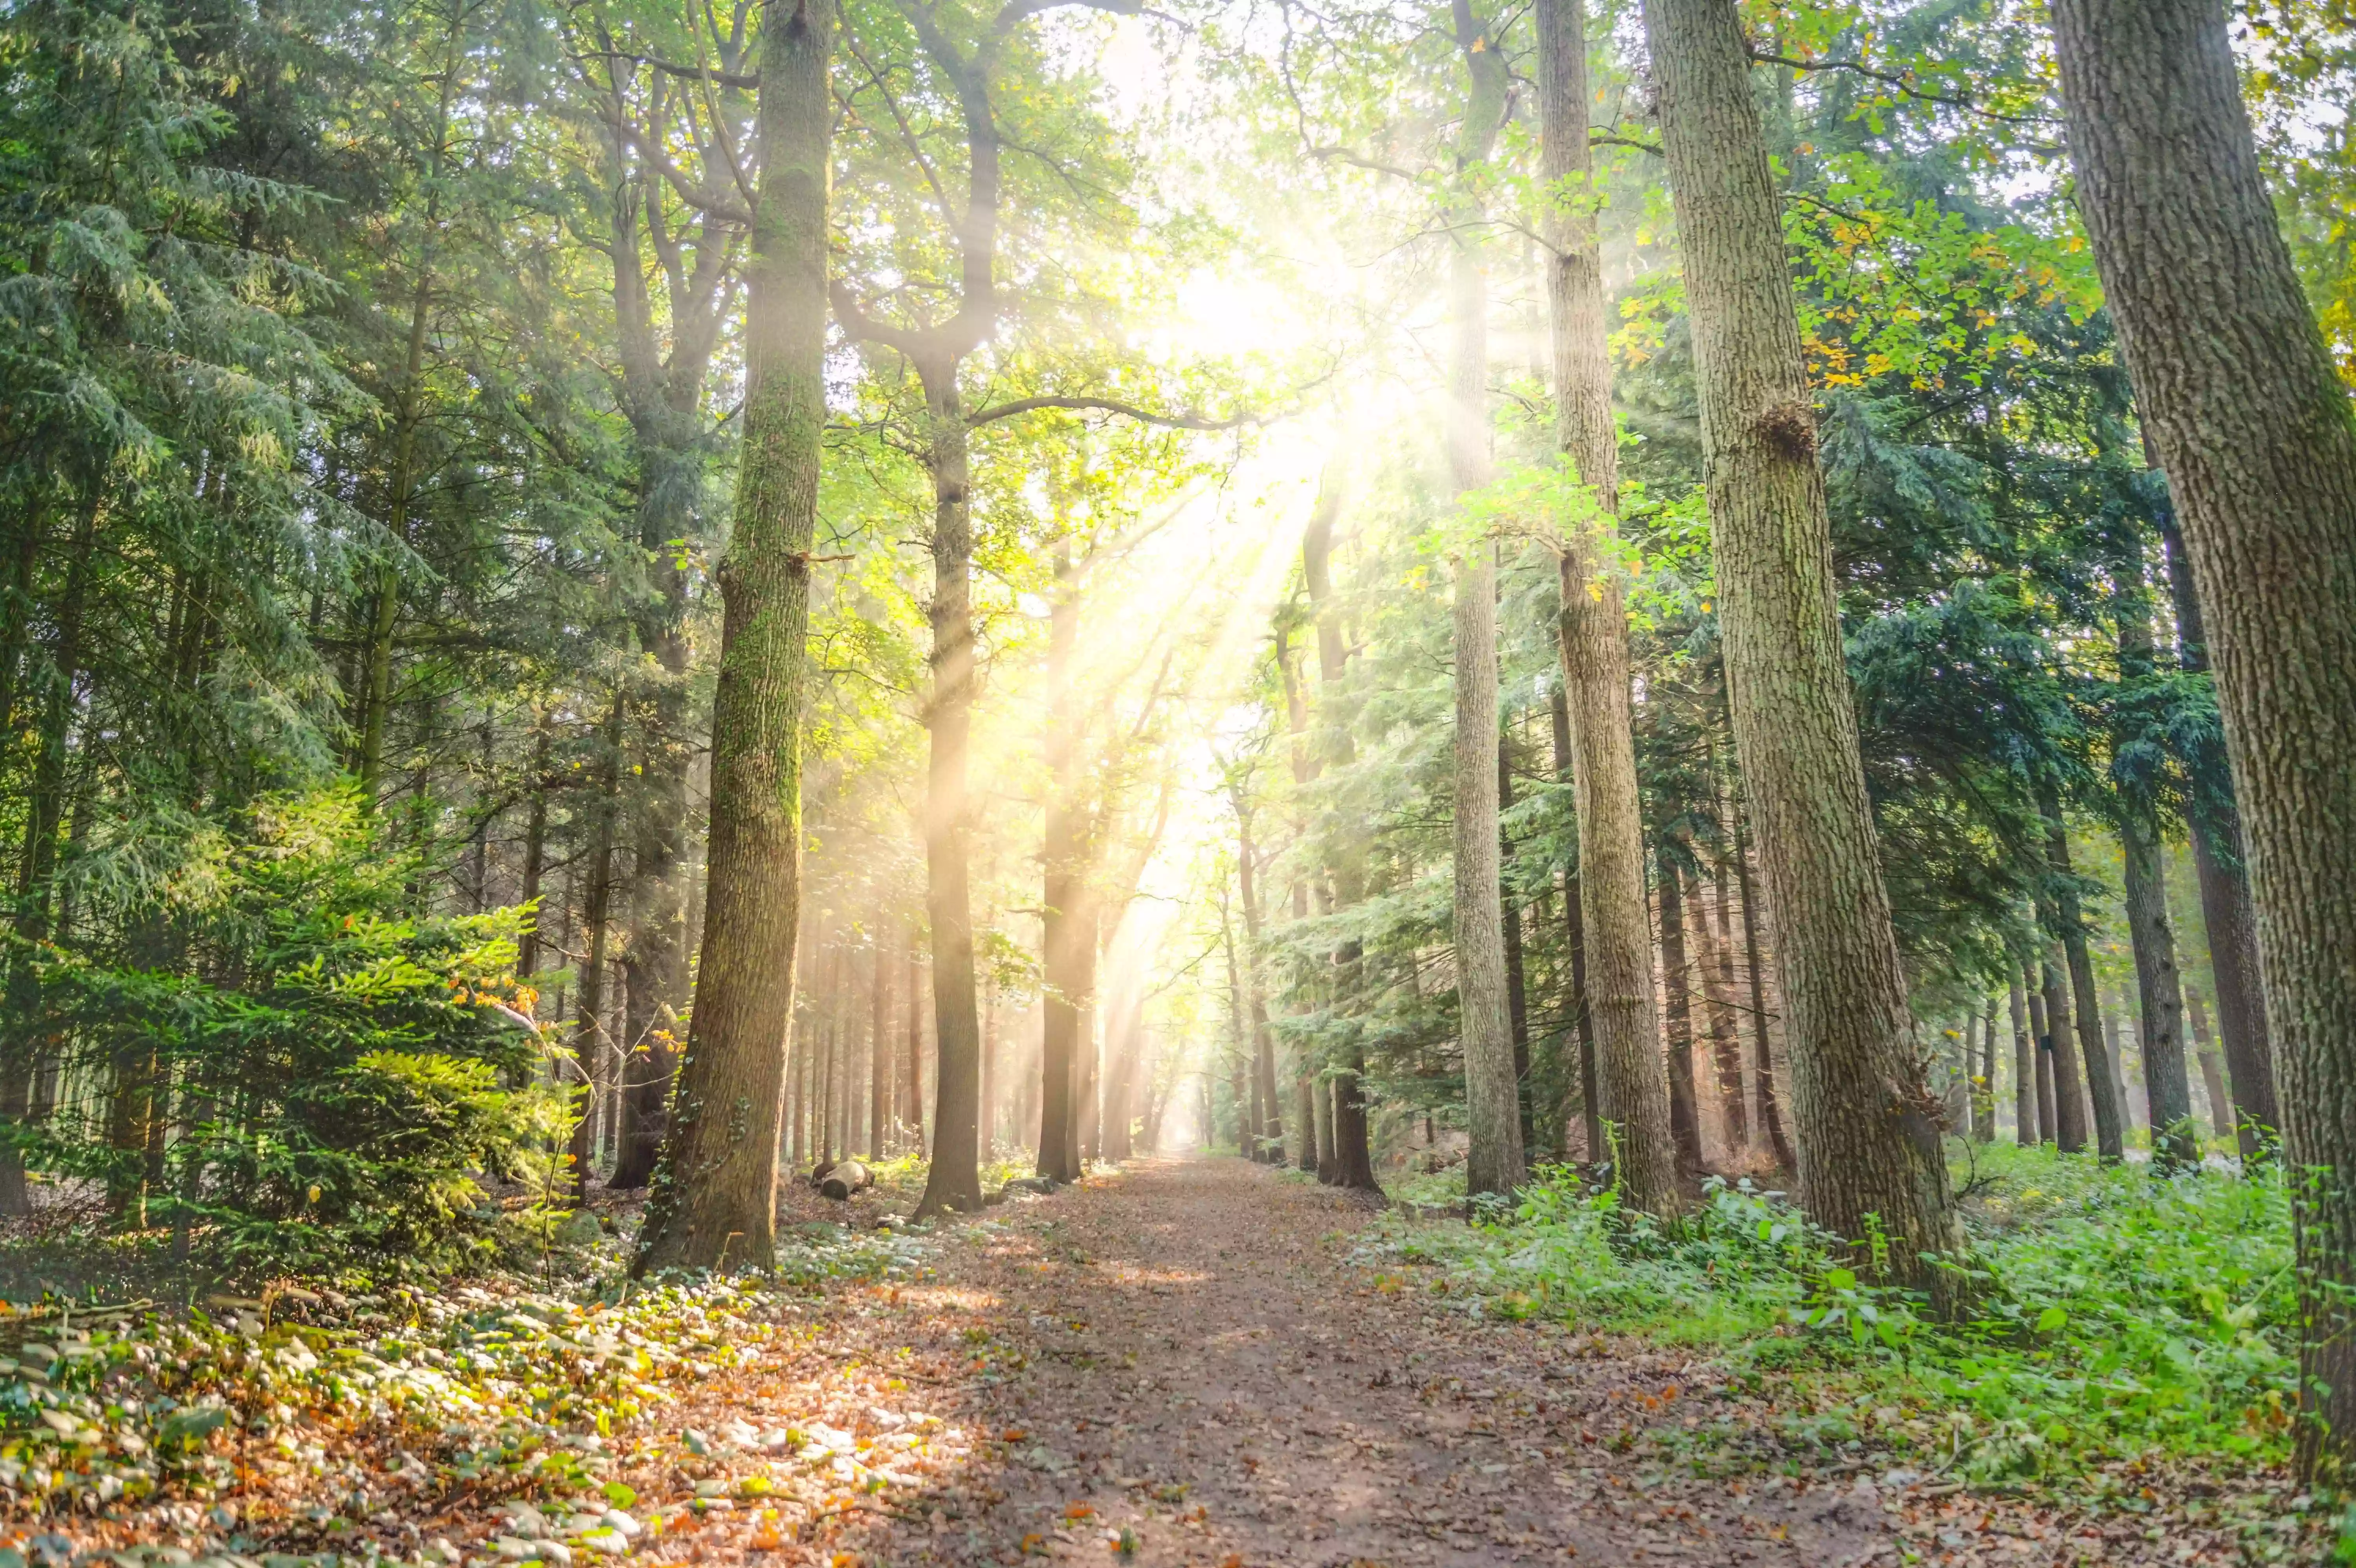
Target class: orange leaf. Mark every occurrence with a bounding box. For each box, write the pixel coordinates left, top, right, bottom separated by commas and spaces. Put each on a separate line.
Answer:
1001, 1429, 1029, 1442
1065, 1502, 1096, 1520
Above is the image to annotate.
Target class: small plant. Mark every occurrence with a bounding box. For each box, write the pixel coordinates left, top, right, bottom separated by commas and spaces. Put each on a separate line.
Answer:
4, 788, 572, 1282
1359, 1143, 2299, 1478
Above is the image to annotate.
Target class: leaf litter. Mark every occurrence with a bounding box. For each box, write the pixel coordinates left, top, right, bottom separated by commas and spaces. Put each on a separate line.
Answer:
2, 1157, 2328, 1567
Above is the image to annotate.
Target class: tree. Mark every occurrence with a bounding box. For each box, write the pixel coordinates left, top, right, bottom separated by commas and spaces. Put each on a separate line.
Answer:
634, 0, 834, 1273
1533, 0, 1677, 1213
2050, 0, 2356, 1475
557, 4, 752, 1190
1444, 0, 1523, 1200
1641, 0, 1958, 1295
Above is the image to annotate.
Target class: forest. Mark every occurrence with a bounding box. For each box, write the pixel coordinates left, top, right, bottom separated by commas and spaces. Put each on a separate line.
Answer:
2, 0, 2354, 1561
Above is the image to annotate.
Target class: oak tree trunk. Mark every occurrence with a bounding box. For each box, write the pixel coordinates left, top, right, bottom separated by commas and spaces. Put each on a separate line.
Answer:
1644, 0, 1958, 1291
2053, 0, 2356, 1467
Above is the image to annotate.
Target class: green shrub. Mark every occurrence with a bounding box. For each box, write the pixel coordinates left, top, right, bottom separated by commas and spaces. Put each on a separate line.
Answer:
1358, 1143, 2298, 1476
5, 788, 572, 1281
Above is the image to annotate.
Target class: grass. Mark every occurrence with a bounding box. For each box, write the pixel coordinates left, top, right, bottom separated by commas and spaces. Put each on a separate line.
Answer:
1349, 1141, 2299, 1484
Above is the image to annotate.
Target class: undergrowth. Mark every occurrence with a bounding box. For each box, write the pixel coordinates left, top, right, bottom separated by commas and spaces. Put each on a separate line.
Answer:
1351, 1141, 2297, 1484
0, 1225, 931, 1561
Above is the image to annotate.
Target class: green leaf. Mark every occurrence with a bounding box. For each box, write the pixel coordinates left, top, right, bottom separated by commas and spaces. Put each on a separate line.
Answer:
1824, 1268, 1857, 1291
159, 1406, 230, 1452
602, 1482, 636, 1508
2035, 1306, 2068, 1334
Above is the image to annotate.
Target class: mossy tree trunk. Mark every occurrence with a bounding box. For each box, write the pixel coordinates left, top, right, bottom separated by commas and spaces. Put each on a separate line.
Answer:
633, 0, 832, 1274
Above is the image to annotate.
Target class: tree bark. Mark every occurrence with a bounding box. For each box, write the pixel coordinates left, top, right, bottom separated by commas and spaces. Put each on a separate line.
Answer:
1546, 683, 1602, 1163
1731, 801, 1795, 1169
1444, 0, 1521, 1200
633, 0, 831, 1273
2160, 513, 2278, 1157
1700, 850, 1748, 1150
1644, 0, 1958, 1291
1234, 808, 1283, 1163
1536, 0, 1676, 1211
2039, 795, 2119, 1158
568, 702, 624, 1196
2116, 582, 2197, 1164
1301, 480, 1382, 1192
909, 365, 987, 1216
1038, 545, 1091, 1183
1499, 735, 1535, 1150
2035, 945, 2085, 1151
1974, 1002, 1998, 1143
2009, 973, 2037, 1145
2187, 984, 2235, 1142
2027, 970, 2057, 1143
2049, 0, 2356, 1471
1657, 852, 1703, 1172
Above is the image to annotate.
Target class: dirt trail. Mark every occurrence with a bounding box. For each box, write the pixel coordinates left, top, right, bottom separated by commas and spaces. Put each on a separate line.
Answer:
768, 1156, 1894, 1566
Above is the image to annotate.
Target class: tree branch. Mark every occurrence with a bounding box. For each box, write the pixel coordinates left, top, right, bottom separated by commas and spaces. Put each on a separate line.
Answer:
1749, 50, 2061, 127
964, 394, 1261, 430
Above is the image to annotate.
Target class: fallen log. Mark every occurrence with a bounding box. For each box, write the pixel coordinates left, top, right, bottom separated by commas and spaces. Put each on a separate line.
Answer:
815, 1159, 874, 1200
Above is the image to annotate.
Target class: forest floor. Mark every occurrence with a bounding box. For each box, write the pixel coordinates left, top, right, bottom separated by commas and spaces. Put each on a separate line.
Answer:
566, 1155, 2299, 1568
8, 1154, 2321, 1568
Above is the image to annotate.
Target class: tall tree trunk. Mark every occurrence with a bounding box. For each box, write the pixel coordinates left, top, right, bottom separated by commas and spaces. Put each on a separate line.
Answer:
516, 719, 550, 982
904, 936, 926, 1156
2009, 973, 2036, 1145
1546, 683, 1602, 1163
1698, 854, 1748, 1151
2027, 970, 2057, 1143
1279, 635, 1324, 1177
2186, 985, 2234, 1142
610, 548, 693, 1188
1657, 852, 1703, 1171
568, 701, 624, 1196
1300, 480, 1382, 1192
2160, 514, 2277, 1156
2116, 583, 2197, 1164
2050, 0, 2356, 1473
2039, 795, 2119, 1157
1447, 0, 1522, 1200
1234, 811, 1282, 1163
1732, 802, 1795, 1169
1038, 546, 1091, 1183
0, 496, 98, 1217
633, 0, 831, 1273
1973, 1002, 1998, 1143
1535, 0, 1673, 1210
1644, 0, 1958, 1291
911, 366, 985, 1216
1498, 736, 1535, 1150
2035, 946, 2085, 1151
873, 927, 893, 1158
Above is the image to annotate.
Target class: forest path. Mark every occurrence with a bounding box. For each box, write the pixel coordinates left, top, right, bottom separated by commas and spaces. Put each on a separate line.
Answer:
771, 1155, 1898, 1568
